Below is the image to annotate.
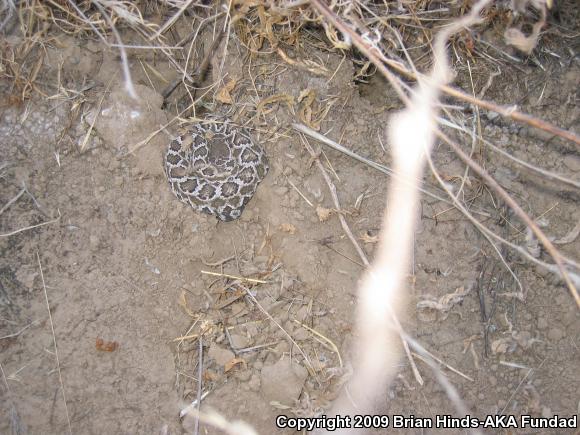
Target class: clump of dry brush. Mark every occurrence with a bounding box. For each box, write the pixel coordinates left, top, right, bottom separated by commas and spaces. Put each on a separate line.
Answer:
2, 0, 576, 105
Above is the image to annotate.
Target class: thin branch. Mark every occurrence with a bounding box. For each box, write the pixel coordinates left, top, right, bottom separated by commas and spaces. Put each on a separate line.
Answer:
437, 130, 579, 307
0, 210, 61, 238
298, 133, 424, 389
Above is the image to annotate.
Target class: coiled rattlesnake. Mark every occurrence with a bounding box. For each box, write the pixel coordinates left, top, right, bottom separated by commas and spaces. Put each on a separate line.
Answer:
164, 120, 269, 221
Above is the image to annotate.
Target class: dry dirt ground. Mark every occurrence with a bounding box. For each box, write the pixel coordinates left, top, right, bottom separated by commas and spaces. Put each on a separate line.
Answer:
1, 8, 579, 435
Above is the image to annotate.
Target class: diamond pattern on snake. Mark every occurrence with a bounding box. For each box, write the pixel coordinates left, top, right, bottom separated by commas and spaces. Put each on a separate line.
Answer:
164, 120, 269, 221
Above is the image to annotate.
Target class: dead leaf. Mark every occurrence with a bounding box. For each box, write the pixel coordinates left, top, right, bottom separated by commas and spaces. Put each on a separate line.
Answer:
491, 337, 514, 354
224, 357, 246, 373
96, 338, 119, 352
298, 89, 315, 127
216, 78, 237, 104
297, 88, 314, 103
256, 94, 294, 116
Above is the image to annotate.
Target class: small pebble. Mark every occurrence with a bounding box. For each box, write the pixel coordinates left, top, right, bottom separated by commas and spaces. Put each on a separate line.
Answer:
563, 155, 580, 172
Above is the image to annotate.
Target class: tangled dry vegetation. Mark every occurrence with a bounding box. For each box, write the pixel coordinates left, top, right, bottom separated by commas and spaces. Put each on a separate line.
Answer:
1, 0, 579, 433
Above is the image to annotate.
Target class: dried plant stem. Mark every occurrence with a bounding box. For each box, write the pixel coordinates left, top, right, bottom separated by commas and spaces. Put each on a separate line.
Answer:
299, 133, 423, 392
89, 0, 137, 99
149, 0, 196, 41
310, 0, 579, 307
0, 210, 61, 238
308, 2, 494, 431
37, 252, 72, 435
309, 0, 580, 147
240, 285, 317, 378
0, 186, 25, 216
200, 270, 268, 284
300, 135, 369, 267
193, 336, 203, 435
437, 130, 579, 307
438, 117, 580, 190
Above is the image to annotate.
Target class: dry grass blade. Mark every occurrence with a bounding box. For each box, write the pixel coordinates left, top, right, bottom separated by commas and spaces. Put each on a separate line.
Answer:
0, 185, 25, 216
200, 270, 268, 284
438, 117, 580, 190
0, 210, 62, 238
37, 251, 72, 435
292, 319, 343, 368
240, 284, 317, 379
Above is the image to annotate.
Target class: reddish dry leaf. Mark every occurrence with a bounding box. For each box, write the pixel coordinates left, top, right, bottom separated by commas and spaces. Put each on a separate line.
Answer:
224, 357, 246, 373
96, 337, 119, 352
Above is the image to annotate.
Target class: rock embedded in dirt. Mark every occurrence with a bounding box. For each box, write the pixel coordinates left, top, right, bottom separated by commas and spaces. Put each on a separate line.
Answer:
563, 155, 580, 172
547, 327, 564, 342
87, 84, 168, 176
88, 84, 166, 151
260, 357, 308, 406
230, 333, 249, 349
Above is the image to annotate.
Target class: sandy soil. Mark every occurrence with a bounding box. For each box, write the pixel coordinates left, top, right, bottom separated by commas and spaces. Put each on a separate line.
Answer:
1, 7, 579, 435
